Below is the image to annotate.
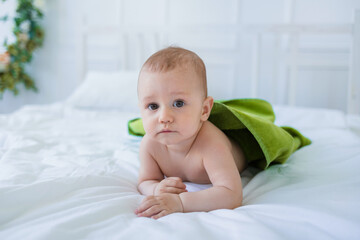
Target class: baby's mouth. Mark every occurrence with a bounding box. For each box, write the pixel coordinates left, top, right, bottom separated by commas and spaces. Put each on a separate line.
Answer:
159, 129, 174, 134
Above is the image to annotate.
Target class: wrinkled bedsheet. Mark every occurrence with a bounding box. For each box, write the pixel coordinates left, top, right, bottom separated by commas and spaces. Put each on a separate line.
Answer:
0, 103, 359, 240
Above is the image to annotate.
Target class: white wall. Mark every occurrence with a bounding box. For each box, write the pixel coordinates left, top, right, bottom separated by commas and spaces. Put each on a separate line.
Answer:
1, 0, 360, 114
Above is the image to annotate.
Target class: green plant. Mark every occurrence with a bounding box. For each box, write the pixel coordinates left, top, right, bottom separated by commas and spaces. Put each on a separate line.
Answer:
0, 0, 44, 97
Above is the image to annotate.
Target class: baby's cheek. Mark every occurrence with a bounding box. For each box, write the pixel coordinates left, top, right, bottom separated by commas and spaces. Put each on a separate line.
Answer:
142, 120, 155, 135
143, 124, 150, 134
183, 123, 200, 136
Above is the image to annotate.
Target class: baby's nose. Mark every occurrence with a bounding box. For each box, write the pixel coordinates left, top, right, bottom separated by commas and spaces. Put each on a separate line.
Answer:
159, 107, 174, 124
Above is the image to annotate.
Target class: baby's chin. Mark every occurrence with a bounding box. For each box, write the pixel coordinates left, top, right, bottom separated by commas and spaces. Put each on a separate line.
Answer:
154, 133, 182, 146
154, 132, 200, 147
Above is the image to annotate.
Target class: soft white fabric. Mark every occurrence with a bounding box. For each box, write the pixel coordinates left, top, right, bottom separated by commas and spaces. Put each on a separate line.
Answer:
273, 105, 347, 130
0, 104, 359, 240
66, 71, 139, 112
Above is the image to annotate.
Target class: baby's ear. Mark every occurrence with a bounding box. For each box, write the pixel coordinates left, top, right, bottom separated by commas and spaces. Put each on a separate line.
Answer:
201, 96, 214, 121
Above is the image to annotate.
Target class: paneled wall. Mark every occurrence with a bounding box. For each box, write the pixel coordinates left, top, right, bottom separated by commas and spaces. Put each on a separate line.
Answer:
1, 0, 360, 113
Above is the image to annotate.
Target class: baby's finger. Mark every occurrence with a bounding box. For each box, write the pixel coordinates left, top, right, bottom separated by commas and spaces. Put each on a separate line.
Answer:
151, 210, 169, 220
166, 177, 182, 181
137, 205, 162, 218
166, 179, 186, 189
135, 197, 159, 214
164, 187, 188, 194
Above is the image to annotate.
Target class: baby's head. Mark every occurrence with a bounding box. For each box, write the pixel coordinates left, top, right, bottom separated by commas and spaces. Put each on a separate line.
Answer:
137, 47, 213, 145
138, 46, 208, 98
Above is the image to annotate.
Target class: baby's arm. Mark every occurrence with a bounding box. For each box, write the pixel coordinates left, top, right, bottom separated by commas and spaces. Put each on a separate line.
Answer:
137, 137, 187, 196
136, 143, 243, 218
139, 177, 187, 196
179, 145, 243, 212
137, 138, 164, 195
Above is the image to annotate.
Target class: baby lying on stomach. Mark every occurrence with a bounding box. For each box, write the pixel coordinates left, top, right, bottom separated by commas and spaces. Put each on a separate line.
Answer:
132, 46, 311, 219
134, 47, 246, 219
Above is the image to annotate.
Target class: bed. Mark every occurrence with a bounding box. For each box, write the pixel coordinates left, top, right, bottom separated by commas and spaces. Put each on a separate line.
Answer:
1, 10, 360, 240
1, 94, 360, 239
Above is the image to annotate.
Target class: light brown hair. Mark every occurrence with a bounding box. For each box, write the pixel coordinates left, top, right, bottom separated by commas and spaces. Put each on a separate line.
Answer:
139, 46, 208, 97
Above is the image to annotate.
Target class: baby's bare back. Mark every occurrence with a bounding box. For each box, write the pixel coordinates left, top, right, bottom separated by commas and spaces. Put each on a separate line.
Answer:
152, 121, 247, 184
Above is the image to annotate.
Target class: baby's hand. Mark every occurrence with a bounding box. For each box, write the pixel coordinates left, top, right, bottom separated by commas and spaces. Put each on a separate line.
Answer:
154, 177, 187, 195
135, 193, 184, 219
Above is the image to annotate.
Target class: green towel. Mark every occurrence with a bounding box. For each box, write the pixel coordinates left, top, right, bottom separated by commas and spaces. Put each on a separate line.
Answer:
128, 98, 311, 170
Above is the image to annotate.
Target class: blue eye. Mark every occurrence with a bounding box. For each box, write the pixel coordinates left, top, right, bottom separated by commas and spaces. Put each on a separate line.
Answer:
147, 103, 159, 110
173, 100, 184, 108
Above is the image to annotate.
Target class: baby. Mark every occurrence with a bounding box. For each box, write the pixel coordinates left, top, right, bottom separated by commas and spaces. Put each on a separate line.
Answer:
134, 47, 247, 219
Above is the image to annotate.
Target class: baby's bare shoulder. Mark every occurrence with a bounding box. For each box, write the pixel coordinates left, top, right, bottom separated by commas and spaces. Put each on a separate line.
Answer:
140, 134, 162, 157
195, 122, 242, 188
196, 121, 232, 152
140, 134, 152, 151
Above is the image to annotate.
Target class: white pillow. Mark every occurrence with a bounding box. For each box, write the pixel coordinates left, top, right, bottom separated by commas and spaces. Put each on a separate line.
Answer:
273, 105, 346, 130
66, 71, 139, 112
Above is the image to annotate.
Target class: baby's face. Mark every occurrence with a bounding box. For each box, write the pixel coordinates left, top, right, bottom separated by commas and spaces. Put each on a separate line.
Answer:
138, 67, 207, 146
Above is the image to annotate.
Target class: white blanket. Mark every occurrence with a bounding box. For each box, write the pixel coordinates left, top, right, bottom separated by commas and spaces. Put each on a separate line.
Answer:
0, 103, 359, 240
